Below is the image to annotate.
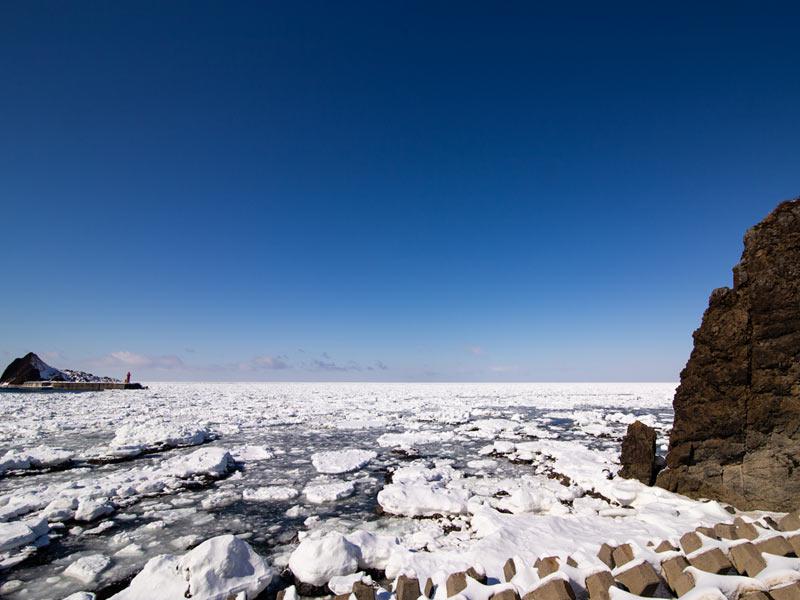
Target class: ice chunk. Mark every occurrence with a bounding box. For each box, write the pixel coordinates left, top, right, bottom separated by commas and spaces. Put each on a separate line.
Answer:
163, 447, 234, 478
0, 446, 74, 475
303, 480, 356, 504
242, 486, 299, 501
329, 572, 366, 594
310, 449, 377, 474
75, 498, 114, 522
345, 530, 399, 570
64, 554, 111, 584
288, 531, 360, 586
377, 483, 469, 517
231, 445, 274, 462
377, 431, 454, 448
0, 521, 36, 552
109, 534, 273, 600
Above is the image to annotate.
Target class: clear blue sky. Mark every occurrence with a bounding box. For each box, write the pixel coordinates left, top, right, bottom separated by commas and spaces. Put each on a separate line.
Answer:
1, 2, 798, 381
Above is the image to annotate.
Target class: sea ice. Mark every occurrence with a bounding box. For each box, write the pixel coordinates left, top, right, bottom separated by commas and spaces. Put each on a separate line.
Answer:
303, 480, 356, 503
311, 449, 377, 474
0, 446, 73, 475
64, 554, 111, 584
288, 531, 360, 586
109, 535, 273, 600
242, 486, 299, 501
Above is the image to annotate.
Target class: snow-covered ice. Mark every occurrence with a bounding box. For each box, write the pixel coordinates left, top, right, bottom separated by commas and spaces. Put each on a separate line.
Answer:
311, 449, 377, 474
0, 380, 767, 600
109, 534, 274, 600
289, 531, 360, 586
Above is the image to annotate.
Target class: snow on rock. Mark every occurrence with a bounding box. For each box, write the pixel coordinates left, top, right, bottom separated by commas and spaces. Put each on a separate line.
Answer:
328, 572, 367, 594
493, 487, 564, 515
345, 530, 399, 571
511, 439, 618, 486
64, 554, 111, 584
687, 567, 768, 599
310, 449, 376, 474
303, 480, 356, 504
755, 554, 800, 588
288, 531, 360, 586
109, 534, 273, 600
0, 352, 119, 386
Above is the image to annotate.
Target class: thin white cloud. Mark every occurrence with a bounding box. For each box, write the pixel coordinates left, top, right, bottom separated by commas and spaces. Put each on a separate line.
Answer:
93, 351, 185, 370
238, 355, 291, 371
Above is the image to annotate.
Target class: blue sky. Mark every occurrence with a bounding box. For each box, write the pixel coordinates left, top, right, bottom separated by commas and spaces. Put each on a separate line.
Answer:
1, 2, 798, 381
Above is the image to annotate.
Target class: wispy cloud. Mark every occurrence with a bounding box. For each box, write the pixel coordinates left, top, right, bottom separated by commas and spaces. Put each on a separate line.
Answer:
82, 349, 385, 379
93, 351, 185, 370
305, 354, 389, 372
238, 355, 291, 371
466, 345, 483, 356
310, 358, 360, 372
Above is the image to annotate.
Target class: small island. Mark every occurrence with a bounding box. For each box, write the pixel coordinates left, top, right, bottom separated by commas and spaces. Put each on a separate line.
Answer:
0, 352, 146, 391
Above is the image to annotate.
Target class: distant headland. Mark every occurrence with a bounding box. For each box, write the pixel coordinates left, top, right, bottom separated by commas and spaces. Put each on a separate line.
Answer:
0, 352, 146, 390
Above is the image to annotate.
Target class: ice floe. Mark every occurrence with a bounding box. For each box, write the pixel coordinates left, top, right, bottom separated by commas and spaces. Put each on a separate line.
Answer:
109, 534, 274, 600
311, 449, 377, 474
0, 446, 74, 475
304, 479, 356, 503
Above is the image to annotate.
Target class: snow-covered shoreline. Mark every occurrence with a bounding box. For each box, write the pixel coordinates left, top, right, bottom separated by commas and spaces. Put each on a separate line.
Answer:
9, 381, 786, 600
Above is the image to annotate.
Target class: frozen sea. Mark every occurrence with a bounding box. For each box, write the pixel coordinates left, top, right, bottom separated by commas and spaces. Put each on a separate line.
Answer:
0, 382, 744, 599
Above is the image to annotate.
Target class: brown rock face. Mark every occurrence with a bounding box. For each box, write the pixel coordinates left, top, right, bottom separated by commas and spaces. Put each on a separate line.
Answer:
656, 199, 800, 511
618, 420, 658, 484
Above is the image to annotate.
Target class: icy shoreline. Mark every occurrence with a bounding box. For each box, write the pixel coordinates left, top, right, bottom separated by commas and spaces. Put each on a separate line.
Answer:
2, 381, 761, 600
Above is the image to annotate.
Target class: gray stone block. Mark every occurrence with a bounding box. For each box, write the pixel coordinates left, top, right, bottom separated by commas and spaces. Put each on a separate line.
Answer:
689, 548, 733, 574
770, 581, 800, 600
615, 562, 662, 596
585, 571, 615, 600
729, 541, 767, 576
755, 536, 795, 557
611, 544, 635, 567
522, 578, 576, 600
396, 576, 420, 600
503, 558, 517, 582
660, 555, 694, 597
535, 557, 560, 578
446, 572, 467, 597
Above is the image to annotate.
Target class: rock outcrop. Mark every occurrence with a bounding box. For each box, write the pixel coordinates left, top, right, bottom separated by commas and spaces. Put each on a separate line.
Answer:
0, 352, 119, 386
0, 352, 66, 385
619, 420, 658, 485
656, 199, 800, 511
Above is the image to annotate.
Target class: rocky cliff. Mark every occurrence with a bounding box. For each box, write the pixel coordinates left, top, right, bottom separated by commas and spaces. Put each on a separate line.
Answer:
0, 352, 119, 386
656, 199, 800, 511
619, 421, 658, 485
